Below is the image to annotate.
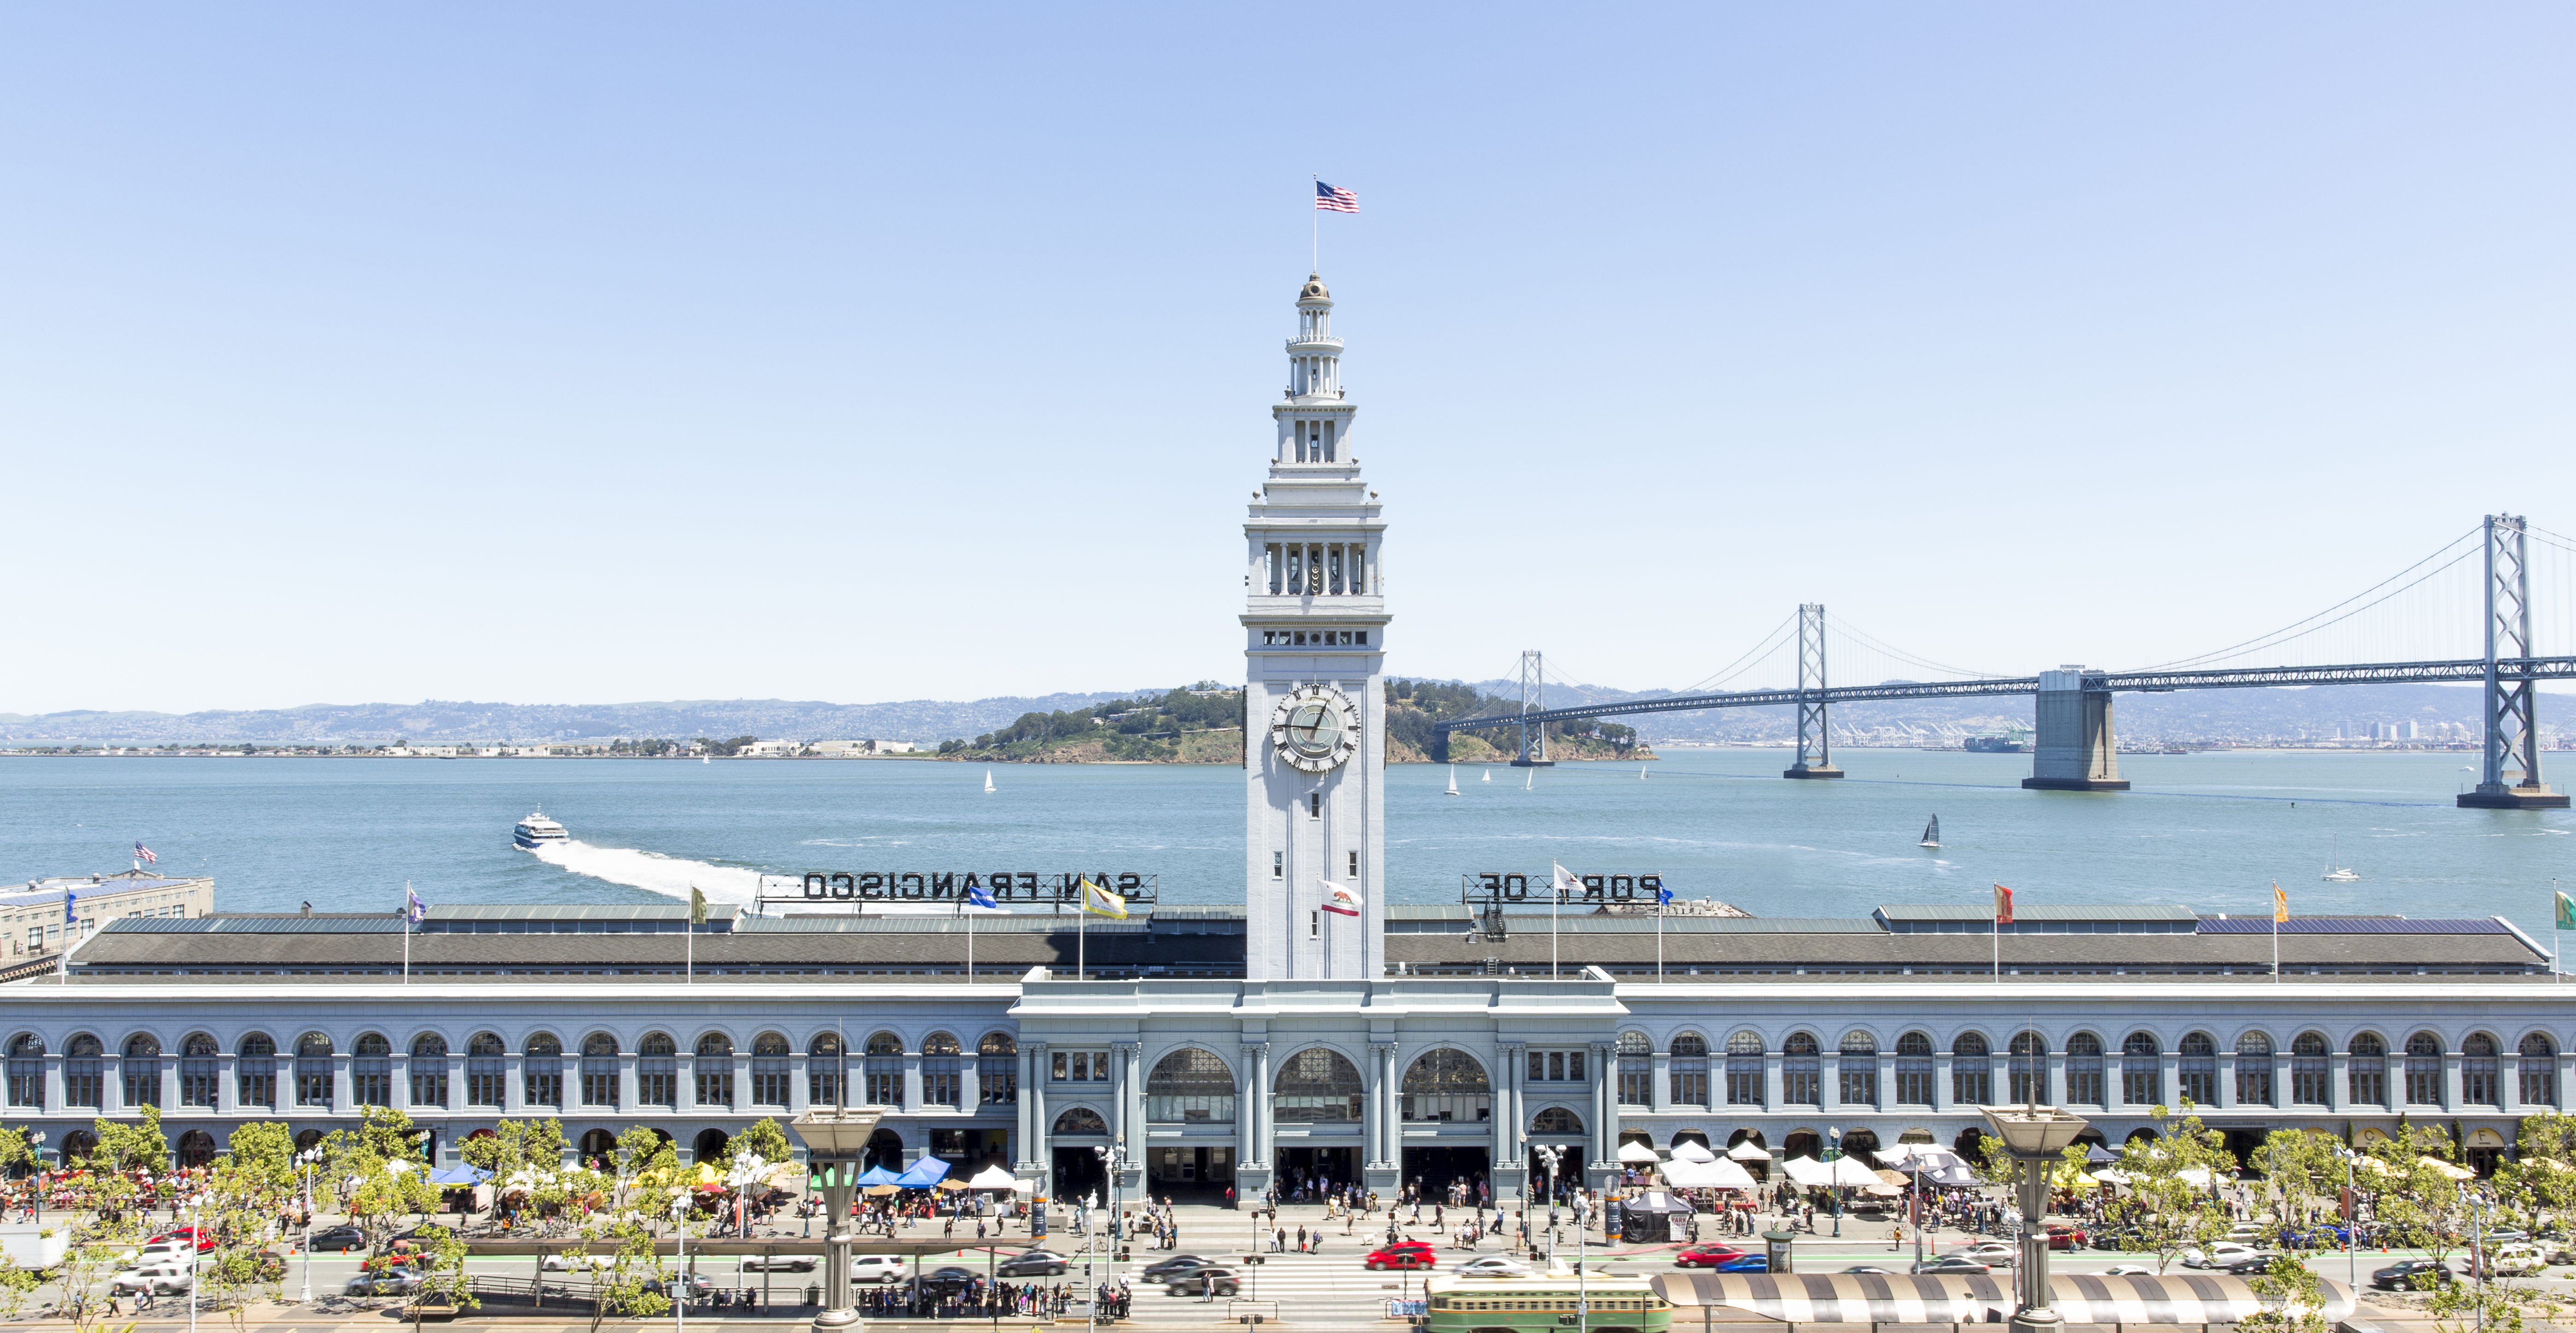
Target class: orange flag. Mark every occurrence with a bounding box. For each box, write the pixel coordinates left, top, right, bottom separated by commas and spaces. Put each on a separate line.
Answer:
1993, 883, 2014, 924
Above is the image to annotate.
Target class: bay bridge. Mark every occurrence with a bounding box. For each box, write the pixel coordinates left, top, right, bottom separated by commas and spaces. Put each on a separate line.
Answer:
1435, 514, 2576, 809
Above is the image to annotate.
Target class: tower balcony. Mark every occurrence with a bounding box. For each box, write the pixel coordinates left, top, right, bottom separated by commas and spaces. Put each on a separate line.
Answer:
1284, 335, 1343, 351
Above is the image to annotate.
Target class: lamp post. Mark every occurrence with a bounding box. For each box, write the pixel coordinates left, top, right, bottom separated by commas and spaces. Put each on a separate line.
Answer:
1823, 1129, 1843, 1238
789, 1106, 885, 1333
1979, 1102, 2088, 1333
295, 1146, 322, 1304
1532, 1146, 1563, 1267
27, 1133, 43, 1225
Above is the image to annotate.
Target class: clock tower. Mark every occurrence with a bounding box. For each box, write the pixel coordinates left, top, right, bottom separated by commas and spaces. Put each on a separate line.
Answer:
1243, 272, 1387, 982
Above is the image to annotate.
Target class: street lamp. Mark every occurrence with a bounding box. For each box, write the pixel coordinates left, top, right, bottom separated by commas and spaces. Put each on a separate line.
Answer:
1979, 1102, 2089, 1333
788, 1106, 886, 1333
1823, 1129, 1843, 1238
295, 1146, 323, 1304
1531, 1146, 1564, 1267
27, 1133, 43, 1225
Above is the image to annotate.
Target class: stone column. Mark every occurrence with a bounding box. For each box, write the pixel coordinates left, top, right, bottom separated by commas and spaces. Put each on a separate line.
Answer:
216, 1054, 238, 1115
1820, 1051, 1842, 1112
2443, 1053, 2464, 1110
2216, 1052, 2238, 1109
2559, 1052, 2576, 1113
1027, 1045, 1049, 1168
2159, 1053, 2179, 1109
1932, 1054, 1953, 1112
1590, 1042, 1614, 1178
1764, 1053, 1784, 1110
2327, 1053, 2350, 1112
43, 1054, 63, 1116
1123, 1044, 1147, 1191
333, 1053, 354, 1115
2502, 1054, 2524, 1114
619, 1049, 640, 1113
788, 1054, 810, 1114
1251, 1043, 1272, 1181
1650, 1052, 1672, 1114
2045, 1052, 2067, 1106
1880, 1053, 1898, 1111
733, 1051, 753, 1115
675, 1053, 698, 1116
1364, 1042, 1391, 1170
901, 1050, 923, 1114
447, 1052, 467, 1114
1494, 1044, 1521, 1177
504, 1054, 526, 1115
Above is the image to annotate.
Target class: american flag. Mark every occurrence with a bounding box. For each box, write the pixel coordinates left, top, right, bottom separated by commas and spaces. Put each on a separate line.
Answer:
134, 841, 157, 865
1314, 180, 1358, 213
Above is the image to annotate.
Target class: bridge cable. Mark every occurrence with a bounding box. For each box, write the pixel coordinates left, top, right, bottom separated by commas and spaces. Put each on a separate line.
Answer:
2125, 524, 2483, 672
1822, 613, 2000, 681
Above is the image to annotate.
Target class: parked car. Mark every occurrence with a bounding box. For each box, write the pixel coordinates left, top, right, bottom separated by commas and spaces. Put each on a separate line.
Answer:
1166, 1265, 1239, 1297
1912, 1256, 1990, 1275
1140, 1255, 1216, 1282
1364, 1241, 1437, 1271
921, 1267, 980, 1292
1452, 1256, 1533, 1277
2283, 1224, 2350, 1250
346, 1271, 426, 1298
124, 1240, 195, 1268
740, 1253, 817, 1273
2482, 1245, 2547, 1277
307, 1226, 369, 1254
2181, 1243, 2260, 1270
1673, 1246, 1753, 1269
2221, 1253, 2281, 1275
1710, 1255, 1770, 1274
2371, 1259, 2456, 1291
109, 1264, 194, 1297
997, 1249, 1069, 1278
850, 1255, 909, 1285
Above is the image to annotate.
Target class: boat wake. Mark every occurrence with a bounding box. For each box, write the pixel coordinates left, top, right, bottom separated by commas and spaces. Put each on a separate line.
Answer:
528, 840, 764, 906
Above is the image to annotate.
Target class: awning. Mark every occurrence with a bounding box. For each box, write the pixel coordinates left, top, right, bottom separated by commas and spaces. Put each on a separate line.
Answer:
893, 1156, 952, 1189
1781, 1155, 1880, 1188
855, 1166, 904, 1187
1659, 1156, 1758, 1190
1671, 1141, 1717, 1164
427, 1166, 489, 1187
1651, 1272, 2354, 1326
1725, 1141, 1770, 1163
1618, 1141, 1662, 1164
967, 1164, 1020, 1191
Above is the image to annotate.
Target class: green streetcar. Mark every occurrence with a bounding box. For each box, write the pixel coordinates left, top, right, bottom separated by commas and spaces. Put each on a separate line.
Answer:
1424, 1274, 1673, 1333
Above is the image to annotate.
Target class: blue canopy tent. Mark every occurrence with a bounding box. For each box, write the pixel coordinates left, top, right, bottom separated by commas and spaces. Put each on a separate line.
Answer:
855, 1165, 905, 1188
427, 1165, 490, 1187
893, 1157, 951, 1189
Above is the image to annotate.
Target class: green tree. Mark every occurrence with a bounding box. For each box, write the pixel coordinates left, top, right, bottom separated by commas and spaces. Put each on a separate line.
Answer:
0, 1125, 34, 1175
2247, 1129, 2347, 1246
460, 1118, 569, 1226
724, 1118, 790, 1174
319, 1107, 445, 1252
217, 1121, 299, 1200
2238, 1254, 2334, 1333
2363, 1123, 2469, 1270
2108, 1105, 2236, 1273
91, 1105, 170, 1174
406, 1224, 479, 1325
559, 1213, 671, 1333
54, 1219, 145, 1333
0, 1255, 37, 1318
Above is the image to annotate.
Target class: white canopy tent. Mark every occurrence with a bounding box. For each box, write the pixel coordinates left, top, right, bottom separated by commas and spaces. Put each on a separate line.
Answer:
1659, 1156, 1759, 1190
1780, 1155, 1880, 1189
1725, 1141, 1771, 1164
1618, 1141, 1662, 1165
966, 1164, 1020, 1191
1671, 1141, 1719, 1164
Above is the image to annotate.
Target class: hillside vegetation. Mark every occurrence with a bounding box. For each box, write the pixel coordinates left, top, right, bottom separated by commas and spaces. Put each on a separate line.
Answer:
935, 680, 1649, 765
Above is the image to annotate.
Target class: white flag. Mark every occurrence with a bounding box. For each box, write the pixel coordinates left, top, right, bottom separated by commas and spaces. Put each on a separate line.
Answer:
1551, 862, 1581, 904
1322, 879, 1361, 917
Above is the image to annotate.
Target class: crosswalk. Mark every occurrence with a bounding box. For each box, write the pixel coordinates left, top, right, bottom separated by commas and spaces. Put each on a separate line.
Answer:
1108, 1252, 1427, 1327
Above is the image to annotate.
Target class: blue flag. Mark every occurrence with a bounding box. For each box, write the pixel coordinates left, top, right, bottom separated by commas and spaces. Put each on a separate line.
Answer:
64, 889, 76, 922
1656, 885, 1674, 908
966, 879, 998, 910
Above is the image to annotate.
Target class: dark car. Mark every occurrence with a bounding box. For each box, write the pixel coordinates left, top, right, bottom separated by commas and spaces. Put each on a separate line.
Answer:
1166, 1265, 1239, 1297
1140, 1255, 1213, 1282
2090, 1229, 2137, 1252
2222, 1253, 2281, 1275
2371, 1259, 2455, 1291
1364, 1241, 1437, 1271
1841, 1266, 1896, 1275
1673, 1246, 1752, 1269
922, 1267, 980, 1291
1912, 1256, 1992, 1275
345, 1271, 424, 1298
307, 1226, 368, 1254
1711, 1255, 1769, 1274
997, 1250, 1069, 1278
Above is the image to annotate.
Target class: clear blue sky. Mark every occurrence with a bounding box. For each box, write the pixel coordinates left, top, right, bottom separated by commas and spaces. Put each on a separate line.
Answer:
6, 5, 2571, 714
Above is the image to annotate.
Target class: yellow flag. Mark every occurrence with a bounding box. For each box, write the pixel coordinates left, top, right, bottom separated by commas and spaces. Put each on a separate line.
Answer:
2272, 883, 2288, 924
1079, 878, 1127, 920
690, 885, 709, 925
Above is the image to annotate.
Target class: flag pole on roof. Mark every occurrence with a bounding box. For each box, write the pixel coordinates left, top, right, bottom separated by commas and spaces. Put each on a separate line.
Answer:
1991, 884, 2014, 983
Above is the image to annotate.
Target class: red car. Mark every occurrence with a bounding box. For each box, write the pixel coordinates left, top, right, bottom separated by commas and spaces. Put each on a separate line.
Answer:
1364, 1241, 1437, 1271
2046, 1226, 2089, 1252
1674, 1246, 1752, 1269
152, 1228, 216, 1254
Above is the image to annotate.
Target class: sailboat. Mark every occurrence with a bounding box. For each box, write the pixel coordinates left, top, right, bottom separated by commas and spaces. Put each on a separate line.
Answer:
1639, 763, 1648, 780
1523, 768, 1533, 791
701, 755, 709, 764
1920, 815, 1941, 850
1445, 766, 1460, 797
983, 769, 996, 794
1481, 768, 1491, 783
2321, 834, 2359, 883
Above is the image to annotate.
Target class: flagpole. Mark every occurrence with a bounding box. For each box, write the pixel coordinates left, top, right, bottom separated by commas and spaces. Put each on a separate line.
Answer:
1655, 893, 1664, 984
1311, 175, 1318, 272
1078, 881, 1087, 983
402, 880, 412, 985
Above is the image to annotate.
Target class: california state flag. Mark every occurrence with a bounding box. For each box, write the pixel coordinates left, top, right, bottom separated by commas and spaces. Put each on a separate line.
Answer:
1322, 881, 1362, 917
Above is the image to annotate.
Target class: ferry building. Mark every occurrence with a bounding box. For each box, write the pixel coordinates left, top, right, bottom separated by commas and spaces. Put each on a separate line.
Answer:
7, 275, 2570, 1204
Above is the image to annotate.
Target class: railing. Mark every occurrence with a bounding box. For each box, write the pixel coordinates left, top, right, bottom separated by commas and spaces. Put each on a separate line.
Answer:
1284, 335, 1343, 349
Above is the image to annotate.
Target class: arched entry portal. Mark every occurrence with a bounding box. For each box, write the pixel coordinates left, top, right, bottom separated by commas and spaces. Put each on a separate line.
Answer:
1839, 1128, 1881, 1165
863, 1128, 902, 1172
693, 1129, 731, 1165
577, 1129, 618, 1168
1954, 1127, 1991, 1165
1781, 1131, 1821, 1161
1050, 1108, 1108, 1202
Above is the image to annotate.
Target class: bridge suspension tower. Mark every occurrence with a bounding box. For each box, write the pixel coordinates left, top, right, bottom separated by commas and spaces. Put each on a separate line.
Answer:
1782, 603, 1844, 779
2460, 513, 2568, 809
1510, 649, 1553, 767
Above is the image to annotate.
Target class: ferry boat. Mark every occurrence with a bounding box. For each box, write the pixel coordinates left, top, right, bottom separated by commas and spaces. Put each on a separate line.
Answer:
512, 811, 569, 850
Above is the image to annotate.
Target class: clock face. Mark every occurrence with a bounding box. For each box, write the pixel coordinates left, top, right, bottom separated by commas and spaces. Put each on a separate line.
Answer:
1270, 685, 1358, 773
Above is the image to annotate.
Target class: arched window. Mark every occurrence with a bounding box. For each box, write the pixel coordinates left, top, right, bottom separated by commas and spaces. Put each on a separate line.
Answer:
122, 1035, 163, 1108
455, 1033, 501, 1107
694, 1033, 735, 1107
2522, 1034, 2559, 1107
1727, 1031, 1765, 1106
1894, 1032, 1934, 1106
1147, 1048, 1236, 1123
637, 1033, 677, 1108
294, 1032, 333, 1107
233, 1032, 275, 1110
2234, 1033, 2274, 1107
351, 1034, 392, 1107
1670, 1032, 1710, 1106
1617, 1032, 1651, 1106
179, 1033, 219, 1107
1531, 1106, 1583, 1135
580, 1032, 621, 1108
863, 1032, 903, 1106
1952, 1032, 1991, 1106
177, 1129, 216, 1169
1402, 1049, 1491, 1123
2065, 1033, 2105, 1107
1053, 1107, 1109, 1136
2120, 1031, 2159, 1106
1839, 1032, 1878, 1107
2405, 1032, 2443, 1106
523, 1033, 563, 1109
2290, 1033, 2329, 1105
2008, 1031, 2047, 1104
922, 1032, 964, 1109
978, 1032, 1018, 1106
6, 1035, 44, 1111
2462, 1033, 2500, 1107
751, 1033, 791, 1107
1781, 1032, 1821, 1106
411, 1034, 450, 1108
1272, 1047, 1363, 1123
2176, 1032, 2216, 1106
808, 1033, 846, 1107
2349, 1033, 2388, 1108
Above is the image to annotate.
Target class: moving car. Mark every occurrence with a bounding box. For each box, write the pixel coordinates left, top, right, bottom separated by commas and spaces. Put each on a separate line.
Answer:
2220, 1253, 2281, 1275
1911, 1256, 1991, 1275
2482, 1245, 2547, 1277
2045, 1226, 2089, 1251
997, 1249, 1070, 1278
1166, 1265, 1239, 1297
2181, 1243, 2259, 1270
1452, 1256, 1533, 1278
2370, 1259, 2455, 1291
1140, 1255, 1215, 1282
109, 1263, 195, 1297
1365, 1241, 1438, 1271
151, 1227, 215, 1254
2102, 1265, 2156, 1277
1710, 1255, 1770, 1274
921, 1267, 980, 1292
307, 1226, 368, 1254
346, 1271, 426, 1297
542, 1252, 610, 1273
1841, 1266, 1896, 1275
1948, 1242, 2017, 1263
851, 1255, 909, 1284
1672, 1246, 1752, 1269
740, 1253, 817, 1273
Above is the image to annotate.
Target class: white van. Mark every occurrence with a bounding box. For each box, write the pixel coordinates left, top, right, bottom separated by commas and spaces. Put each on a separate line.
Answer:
2484, 1245, 2546, 1277
851, 1255, 909, 1284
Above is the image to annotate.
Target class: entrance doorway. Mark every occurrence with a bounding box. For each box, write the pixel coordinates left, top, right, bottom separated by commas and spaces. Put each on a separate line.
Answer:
1272, 1146, 1358, 1199
1400, 1146, 1491, 1204
693, 1129, 731, 1164
1053, 1147, 1107, 1203
1527, 1146, 1583, 1202
1147, 1146, 1236, 1198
